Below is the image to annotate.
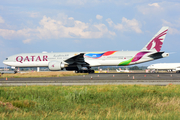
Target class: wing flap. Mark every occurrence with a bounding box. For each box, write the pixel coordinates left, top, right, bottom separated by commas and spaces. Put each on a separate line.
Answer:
64, 53, 87, 65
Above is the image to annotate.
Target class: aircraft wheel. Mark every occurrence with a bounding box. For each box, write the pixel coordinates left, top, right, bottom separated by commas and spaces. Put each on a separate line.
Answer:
90, 70, 94, 73
87, 70, 94, 73
88, 70, 92, 73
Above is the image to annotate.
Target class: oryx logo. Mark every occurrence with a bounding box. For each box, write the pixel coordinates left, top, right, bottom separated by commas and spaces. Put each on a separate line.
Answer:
146, 29, 168, 52
52, 65, 54, 67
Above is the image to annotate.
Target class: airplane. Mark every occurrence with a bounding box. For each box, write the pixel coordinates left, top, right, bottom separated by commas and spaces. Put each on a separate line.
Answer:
116, 68, 129, 73
3, 26, 169, 73
0, 71, 17, 74
147, 63, 180, 73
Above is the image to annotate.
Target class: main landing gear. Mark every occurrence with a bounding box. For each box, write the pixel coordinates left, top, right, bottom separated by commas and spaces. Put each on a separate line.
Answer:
75, 70, 95, 73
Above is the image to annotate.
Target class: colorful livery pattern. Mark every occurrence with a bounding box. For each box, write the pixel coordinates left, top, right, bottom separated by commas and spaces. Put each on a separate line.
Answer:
118, 52, 149, 66
85, 50, 150, 66
85, 51, 117, 59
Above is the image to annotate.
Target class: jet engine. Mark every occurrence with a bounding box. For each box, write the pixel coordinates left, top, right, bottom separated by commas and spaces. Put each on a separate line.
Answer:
48, 61, 65, 71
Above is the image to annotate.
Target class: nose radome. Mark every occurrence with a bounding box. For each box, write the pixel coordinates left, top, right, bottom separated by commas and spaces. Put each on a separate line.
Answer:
3, 61, 7, 65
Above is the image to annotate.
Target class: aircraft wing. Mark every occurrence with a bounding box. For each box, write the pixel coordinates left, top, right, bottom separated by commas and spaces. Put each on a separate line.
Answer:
64, 53, 88, 65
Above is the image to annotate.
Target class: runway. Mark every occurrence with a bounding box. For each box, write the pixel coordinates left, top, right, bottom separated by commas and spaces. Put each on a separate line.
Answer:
0, 73, 180, 86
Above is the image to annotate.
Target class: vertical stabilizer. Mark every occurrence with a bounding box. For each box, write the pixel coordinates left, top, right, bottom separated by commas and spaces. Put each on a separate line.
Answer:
141, 27, 168, 52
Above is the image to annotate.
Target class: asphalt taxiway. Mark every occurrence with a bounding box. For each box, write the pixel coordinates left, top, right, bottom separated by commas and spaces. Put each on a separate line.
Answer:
0, 73, 180, 86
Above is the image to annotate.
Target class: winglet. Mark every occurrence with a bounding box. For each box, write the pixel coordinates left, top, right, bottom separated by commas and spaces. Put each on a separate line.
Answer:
141, 26, 168, 52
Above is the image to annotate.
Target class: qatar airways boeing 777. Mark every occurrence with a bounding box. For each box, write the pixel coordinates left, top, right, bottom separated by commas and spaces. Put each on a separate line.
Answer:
3, 27, 169, 73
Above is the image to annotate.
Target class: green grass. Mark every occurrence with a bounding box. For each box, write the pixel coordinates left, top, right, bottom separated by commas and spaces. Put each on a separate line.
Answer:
0, 85, 180, 119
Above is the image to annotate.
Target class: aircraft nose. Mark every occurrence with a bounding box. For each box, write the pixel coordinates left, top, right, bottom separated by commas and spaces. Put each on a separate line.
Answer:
3, 60, 7, 65
3, 59, 9, 65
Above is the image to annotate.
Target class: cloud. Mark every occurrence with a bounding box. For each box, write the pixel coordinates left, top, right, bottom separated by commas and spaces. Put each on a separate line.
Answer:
162, 19, 180, 34
58, 0, 153, 6
137, 3, 163, 15
162, 19, 173, 27
29, 12, 39, 18
0, 15, 116, 43
106, 17, 142, 33
113, 23, 123, 31
96, 15, 103, 20
122, 17, 142, 33
168, 27, 180, 34
0, 16, 5, 23
23, 39, 32, 44
65, 0, 88, 5
68, 17, 74, 20
148, 3, 160, 8
37, 15, 115, 39
106, 18, 113, 26
74, 40, 81, 43
0, 28, 32, 39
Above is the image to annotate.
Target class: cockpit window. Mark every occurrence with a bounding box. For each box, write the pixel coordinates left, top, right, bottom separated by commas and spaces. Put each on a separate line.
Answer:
6, 58, 8, 60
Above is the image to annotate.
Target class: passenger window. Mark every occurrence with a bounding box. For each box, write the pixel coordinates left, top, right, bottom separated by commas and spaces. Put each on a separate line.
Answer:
6, 58, 8, 60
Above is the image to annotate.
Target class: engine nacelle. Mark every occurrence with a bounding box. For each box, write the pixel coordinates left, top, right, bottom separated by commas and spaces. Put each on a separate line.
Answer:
48, 61, 65, 71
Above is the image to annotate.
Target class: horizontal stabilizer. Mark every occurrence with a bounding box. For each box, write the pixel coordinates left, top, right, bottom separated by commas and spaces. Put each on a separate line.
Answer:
148, 52, 164, 58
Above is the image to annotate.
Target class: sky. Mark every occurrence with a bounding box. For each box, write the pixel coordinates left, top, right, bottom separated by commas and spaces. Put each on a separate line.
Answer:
0, 0, 180, 67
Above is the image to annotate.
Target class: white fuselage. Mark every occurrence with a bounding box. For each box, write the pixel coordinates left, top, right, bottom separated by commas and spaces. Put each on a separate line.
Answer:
148, 63, 180, 71
3, 51, 169, 68
116, 69, 129, 73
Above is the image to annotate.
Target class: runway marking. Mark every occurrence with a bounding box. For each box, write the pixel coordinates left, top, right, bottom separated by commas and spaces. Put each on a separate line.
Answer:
1, 73, 180, 86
